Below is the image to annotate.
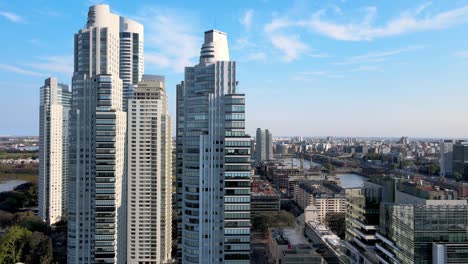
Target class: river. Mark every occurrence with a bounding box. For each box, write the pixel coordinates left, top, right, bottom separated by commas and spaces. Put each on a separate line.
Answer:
0, 180, 27, 192
337, 173, 367, 189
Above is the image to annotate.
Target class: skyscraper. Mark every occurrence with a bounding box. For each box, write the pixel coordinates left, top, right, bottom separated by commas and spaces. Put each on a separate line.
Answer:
178, 29, 251, 263
440, 139, 454, 177
67, 5, 142, 263
120, 17, 144, 112
256, 128, 266, 162
39, 77, 71, 225
175, 81, 185, 260
255, 128, 273, 162
126, 75, 172, 263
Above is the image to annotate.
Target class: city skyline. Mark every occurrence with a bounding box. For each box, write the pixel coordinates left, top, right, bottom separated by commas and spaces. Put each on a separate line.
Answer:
1, 0, 468, 137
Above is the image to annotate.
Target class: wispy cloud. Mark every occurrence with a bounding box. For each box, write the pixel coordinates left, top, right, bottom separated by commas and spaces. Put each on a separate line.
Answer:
296, 70, 343, 79
241, 52, 267, 62
26, 55, 73, 76
240, 9, 254, 30
0, 64, 43, 77
334, 46, 424, 65
0, 11, 25, 23
270, 34, 309, 62
454, 50, 468, 63
138, 7, 200, 73
265, 4, 468, 41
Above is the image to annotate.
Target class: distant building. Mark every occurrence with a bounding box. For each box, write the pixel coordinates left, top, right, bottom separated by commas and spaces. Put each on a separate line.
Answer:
256, 128, 273, 162
267, 228, 326, 264
251, 180, 281, 216
453, 141, 468, 178
440, 139, 455, 177
39, 77, 71, 225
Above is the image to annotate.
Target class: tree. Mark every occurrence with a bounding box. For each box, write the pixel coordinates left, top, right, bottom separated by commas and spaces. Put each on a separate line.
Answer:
23, 232, 53, 264
0, 226, 32, 264
252, 211, 295, 232
454, 172, 463, 182
325, 212, 346, 239
0, 210, 14, 227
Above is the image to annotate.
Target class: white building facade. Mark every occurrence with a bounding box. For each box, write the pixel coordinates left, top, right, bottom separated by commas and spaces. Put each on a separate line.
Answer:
67, 4, 141, 263
126, 75, 172, 263
39, 77, 71, 225
178, 30, 251, 264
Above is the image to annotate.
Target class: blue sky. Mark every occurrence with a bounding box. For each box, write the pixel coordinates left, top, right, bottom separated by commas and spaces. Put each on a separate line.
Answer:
1, 0, 468, 138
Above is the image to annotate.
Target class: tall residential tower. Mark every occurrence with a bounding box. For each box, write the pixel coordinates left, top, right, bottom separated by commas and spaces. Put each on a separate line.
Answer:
39, 77, 71, 225
178, 29, 252, 264
67, 5, 142, 263
126, 75, 172, 263
256, 128, 273, 162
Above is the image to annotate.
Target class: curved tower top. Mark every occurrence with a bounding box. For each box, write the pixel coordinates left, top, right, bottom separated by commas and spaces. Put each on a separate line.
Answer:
199, 29, 230, 64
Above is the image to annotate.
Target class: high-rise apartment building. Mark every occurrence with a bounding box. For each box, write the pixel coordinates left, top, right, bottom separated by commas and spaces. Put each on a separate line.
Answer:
126, 75, 172, 263
440, 139, 454, 177
120, 18, 143, 112
39, 77, 71, 225
175, 81, 185, 260
67, 4, 141, 263
256, 128, 273, 162
177, 29, 251, 264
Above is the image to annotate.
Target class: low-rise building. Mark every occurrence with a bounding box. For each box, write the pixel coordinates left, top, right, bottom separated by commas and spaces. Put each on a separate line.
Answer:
294, 181, 346, 222
251, 180, 281, 216
267, 228, 326, 264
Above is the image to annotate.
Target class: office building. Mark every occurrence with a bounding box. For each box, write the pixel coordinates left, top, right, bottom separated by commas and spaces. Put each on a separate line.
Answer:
256, 128, 273, 162
377, 200, 468, 264
178, 29, 251, 263
39, 77, 71, 225
126, 75, 172, 263
251, 180, 281, 217
341, 182, 382, 264
453, 141, 468, 178
67, 4, 141, 263
440, 139, 454, 177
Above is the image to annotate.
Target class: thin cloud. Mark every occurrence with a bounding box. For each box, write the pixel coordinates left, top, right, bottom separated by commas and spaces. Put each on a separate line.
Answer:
240, 9, 254, 30
242, 52, 267, 62
26, 55, 74, 76
264, 4, 468, 41
334, 46, 424, 65
138, 7, 200, 73
0, 64, 43, 77
270, 34, 309, 62
0, 11, 25, 23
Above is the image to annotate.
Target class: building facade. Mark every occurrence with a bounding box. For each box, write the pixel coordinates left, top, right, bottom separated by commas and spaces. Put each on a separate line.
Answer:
178, 29, 251, 263
67, 4, 141, 263
39, 77, 71, 225
293, 181, 346, 222
126, 75, 172, 263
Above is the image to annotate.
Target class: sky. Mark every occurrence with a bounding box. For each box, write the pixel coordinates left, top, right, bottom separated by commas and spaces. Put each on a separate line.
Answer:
0, 0, 468, 138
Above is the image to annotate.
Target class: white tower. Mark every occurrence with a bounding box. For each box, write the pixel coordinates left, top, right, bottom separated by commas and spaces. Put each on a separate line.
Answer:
126, 75, 172, 263
39, 77, 71, 225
